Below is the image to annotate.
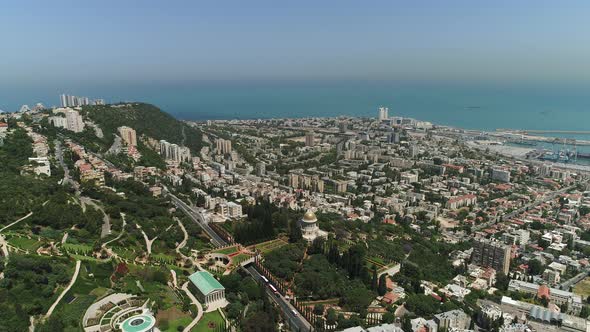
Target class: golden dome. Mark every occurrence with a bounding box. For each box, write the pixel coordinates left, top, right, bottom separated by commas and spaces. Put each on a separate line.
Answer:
303, 210, 317, 222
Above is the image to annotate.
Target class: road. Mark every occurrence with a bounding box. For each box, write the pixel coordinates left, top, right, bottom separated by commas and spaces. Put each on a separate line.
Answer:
54, 139, 79, 192
168, 193, 226, 247
45, 260, 82, 319
0, 211, 33, 233
181, 281, 204, 332
175, 217, 188, 253
103, 213, 127, 247
166, 190, 312, 331
80, 196, 111, 238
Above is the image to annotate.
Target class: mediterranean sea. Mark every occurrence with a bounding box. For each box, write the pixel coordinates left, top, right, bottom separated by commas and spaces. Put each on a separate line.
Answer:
3, 80, 590, 138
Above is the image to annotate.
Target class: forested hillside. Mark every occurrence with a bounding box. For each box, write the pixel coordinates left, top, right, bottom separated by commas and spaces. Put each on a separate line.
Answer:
80, 103, 205, 153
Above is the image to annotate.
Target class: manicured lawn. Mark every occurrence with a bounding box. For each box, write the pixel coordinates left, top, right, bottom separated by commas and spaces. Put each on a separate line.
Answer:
231, 253, 253, 265
194, 310, 225, 332
251, 238, 287, 254
157, 307, 192, 332
7, 236, 42, 251
213, 245, 239, 255
574, 277, 590, 298
164, 316, 193, 332
366, 256, 386, 267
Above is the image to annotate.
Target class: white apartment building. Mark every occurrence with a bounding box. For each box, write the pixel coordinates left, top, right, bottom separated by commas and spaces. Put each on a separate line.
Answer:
65, 110, 85, 133
118, 126, 137, 146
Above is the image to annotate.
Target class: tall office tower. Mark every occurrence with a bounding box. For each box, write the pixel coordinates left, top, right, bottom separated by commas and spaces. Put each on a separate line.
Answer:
378, 106, 389, 121
471, 238, 511, 275
215, 138, 232, 155
118, 126, 137, 146
60, 94, 68, 107
67, 95, 76, 107
65, 110, 85, 133
78, 97, 90, 106
305, 131, 315, 147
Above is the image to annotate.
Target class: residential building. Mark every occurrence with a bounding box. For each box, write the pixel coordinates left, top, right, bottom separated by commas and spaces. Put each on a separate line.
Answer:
28, 157, 51, 176
60, 94, 93, 107
471, 238, 511, 275
409, 144, 418, 158
118, 126, 137, 146
305, 131, 315, 147
491, 168, 511, 183
255, 162, 266, 176
159, 140, 191, 163
49, 116, 67, 129
434, 309, 471, 331
227, 202, 243, 218
542, 269, 561, 286
400, 171, 418, 184
446, 194, 477, 209
215, 138, 232, 155
65, 110, 85, 133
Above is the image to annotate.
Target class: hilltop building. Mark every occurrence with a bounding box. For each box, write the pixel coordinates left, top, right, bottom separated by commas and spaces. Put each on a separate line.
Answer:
118, 126, 137, 146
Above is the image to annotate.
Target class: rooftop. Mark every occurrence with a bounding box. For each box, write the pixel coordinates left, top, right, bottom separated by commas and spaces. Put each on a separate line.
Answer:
189, 271, 225, 295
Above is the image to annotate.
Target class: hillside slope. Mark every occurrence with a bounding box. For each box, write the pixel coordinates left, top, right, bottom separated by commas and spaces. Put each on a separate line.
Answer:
80, 102, 205, 153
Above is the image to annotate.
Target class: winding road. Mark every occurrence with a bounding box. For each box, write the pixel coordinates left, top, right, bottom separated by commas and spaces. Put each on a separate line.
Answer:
0, 212, 33, 233
181, 281, 203, 332
44, 260, 81, 319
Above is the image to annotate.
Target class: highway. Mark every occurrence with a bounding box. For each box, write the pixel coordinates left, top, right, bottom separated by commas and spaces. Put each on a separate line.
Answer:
167, 193, 226, 247
166, 191, 312, 331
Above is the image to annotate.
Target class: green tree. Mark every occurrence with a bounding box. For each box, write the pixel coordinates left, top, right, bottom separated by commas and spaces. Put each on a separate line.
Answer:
313, 304, 325, 315
371, 265, 378, 291
378, 274, 388, 296
289, 219, 302, 243
326, 308, 337, 325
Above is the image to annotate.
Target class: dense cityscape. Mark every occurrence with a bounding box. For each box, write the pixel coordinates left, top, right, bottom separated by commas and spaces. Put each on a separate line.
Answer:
1, 98, 590, 332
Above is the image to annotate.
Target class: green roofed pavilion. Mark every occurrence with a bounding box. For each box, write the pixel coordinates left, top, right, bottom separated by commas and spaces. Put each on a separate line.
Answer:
189, 271, 224, 295
188, 271, 227, 311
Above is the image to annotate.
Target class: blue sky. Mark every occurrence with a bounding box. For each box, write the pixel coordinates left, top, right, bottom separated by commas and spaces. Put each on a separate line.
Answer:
1, 0, 590, 110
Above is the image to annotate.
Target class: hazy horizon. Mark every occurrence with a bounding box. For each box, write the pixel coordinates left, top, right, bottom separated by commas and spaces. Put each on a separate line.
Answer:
2, 1, 590, 113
